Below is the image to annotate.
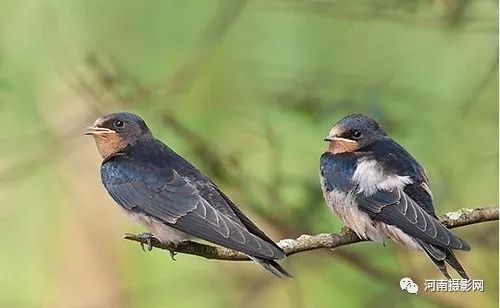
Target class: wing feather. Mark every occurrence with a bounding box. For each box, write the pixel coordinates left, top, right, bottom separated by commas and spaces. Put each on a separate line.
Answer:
356, 188, 470, 250
101, 157, 283, 259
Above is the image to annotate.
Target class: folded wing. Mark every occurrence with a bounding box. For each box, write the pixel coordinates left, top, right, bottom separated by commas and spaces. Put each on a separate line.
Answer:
102, 158, 284, 259
356, 188, 470, 251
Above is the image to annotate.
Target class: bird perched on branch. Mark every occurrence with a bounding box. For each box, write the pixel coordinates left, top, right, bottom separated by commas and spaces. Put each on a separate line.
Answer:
86, 112, 291, 278
319, 114, 470, 279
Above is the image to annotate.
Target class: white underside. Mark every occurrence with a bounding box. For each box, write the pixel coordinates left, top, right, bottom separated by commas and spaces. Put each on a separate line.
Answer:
323, 188, 421, 250
320, 158, 422, 250
123, 209, 190, 245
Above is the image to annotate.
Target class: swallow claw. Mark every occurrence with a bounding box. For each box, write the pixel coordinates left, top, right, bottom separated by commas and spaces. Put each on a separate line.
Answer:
169, 250, 177, 261
137, 232, 155, 252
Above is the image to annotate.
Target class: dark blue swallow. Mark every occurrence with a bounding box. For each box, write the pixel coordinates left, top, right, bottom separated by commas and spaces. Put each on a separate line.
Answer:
86, 112, 291, 278
319, 114, 470, 279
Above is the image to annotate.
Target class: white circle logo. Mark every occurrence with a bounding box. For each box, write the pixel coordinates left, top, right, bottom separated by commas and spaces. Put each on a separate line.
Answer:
400, 277, 418, 294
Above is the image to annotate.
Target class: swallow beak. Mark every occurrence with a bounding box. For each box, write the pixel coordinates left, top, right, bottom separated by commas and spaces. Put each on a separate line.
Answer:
85, 126, 116, 136
323, 136, 356, 143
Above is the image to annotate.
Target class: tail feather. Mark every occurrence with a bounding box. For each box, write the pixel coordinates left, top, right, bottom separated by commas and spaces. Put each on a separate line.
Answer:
428, 256, 452, 280
417, 239, 469, 279
444, 249, 469, 279
250, 257, 293, 278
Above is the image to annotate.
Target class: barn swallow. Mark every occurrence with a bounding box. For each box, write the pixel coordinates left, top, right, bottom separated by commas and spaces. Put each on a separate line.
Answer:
86, 112, 291, 278
319, 114, 470, 279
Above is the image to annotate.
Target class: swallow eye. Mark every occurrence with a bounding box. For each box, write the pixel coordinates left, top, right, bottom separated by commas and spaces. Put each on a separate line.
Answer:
352, 130, 362, 139
114, 120, 124, 128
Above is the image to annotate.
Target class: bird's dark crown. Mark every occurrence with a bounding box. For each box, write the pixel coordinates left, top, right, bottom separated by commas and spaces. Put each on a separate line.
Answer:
96, 112, 150, 134
333, 114, 386, 138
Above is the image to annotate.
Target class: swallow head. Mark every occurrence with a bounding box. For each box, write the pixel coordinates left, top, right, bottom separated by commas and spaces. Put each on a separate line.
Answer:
324, 113, 386, 154
86, 112, 152, 158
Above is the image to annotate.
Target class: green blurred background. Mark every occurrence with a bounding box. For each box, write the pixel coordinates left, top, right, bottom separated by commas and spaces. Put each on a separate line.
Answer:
0, 1, 497, 307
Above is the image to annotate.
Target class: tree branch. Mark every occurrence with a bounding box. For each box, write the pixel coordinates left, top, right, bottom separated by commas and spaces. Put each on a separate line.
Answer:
123, 206, 498, 261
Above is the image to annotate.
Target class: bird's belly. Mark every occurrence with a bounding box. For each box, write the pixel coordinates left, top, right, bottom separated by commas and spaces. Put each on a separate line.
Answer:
323, 189, 421, 250
123, 209, 190, 245
323, 189, 387, 242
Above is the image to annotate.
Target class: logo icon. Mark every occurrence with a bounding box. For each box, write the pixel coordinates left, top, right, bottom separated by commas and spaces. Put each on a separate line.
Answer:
400, 277, 419, 294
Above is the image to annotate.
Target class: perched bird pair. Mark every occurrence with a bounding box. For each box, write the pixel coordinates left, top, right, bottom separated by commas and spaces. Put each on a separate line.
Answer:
86, 112, 470, 279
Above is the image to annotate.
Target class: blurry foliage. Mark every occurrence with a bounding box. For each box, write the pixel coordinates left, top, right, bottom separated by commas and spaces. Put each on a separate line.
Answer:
0, 0, 497, 307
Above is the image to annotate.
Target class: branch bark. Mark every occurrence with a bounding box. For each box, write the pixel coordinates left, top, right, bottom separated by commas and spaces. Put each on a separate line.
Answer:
123, 206, 498, 261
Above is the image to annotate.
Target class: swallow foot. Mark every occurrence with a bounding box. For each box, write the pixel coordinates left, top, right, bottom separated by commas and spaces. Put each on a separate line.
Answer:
137, 232, 155, 252
164, 242, 179, 261
169, 250, 177, 261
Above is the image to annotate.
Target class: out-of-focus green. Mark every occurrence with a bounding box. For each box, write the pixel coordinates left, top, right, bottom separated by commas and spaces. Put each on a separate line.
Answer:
0, 1, 497, 307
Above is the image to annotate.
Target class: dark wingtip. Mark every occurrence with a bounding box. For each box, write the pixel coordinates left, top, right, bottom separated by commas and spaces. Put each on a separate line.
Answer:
251, 257, 293, 278
265, 259, 294, 279
453, 236, 471, 251
461, 241, 472, 251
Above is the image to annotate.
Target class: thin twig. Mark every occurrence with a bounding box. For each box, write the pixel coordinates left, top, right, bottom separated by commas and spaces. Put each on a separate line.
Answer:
124, 205, 498, 261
